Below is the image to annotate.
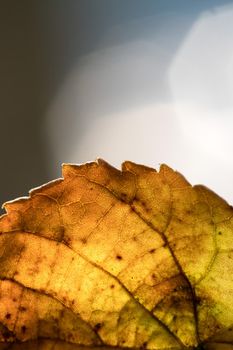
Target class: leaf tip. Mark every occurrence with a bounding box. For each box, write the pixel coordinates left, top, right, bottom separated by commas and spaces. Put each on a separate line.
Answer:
62, 160, 99, 178
122, 161, 157, 174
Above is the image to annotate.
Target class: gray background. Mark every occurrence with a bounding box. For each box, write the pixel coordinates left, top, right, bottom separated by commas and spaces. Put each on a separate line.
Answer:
1, 0, 233, 210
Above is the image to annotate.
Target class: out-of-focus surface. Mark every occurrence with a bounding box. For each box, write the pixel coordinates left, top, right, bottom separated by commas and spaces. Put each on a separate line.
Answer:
1, 0, 233, 208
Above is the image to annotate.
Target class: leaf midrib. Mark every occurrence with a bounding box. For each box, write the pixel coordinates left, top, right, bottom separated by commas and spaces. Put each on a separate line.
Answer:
0, 230, 184, 349
69, 173, 200, 346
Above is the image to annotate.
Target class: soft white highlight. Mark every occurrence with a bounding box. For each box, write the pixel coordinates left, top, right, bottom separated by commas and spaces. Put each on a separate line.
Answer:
46, 4, 233, 203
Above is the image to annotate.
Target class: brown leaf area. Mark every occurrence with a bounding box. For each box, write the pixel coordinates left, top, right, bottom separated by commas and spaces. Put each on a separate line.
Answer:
0, 160, 233, 350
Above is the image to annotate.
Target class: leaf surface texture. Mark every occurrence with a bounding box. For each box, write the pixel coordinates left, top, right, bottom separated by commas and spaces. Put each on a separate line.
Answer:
0, 160, 233, 349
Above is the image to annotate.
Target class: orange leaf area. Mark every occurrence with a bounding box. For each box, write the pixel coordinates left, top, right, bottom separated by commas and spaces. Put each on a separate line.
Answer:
0, 160, 233, 349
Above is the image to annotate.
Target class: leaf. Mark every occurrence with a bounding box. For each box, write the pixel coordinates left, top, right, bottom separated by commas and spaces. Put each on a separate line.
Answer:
0, 159, 233, 350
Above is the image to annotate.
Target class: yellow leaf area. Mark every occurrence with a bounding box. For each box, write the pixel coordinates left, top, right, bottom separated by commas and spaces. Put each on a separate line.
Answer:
0, 160, 233, 350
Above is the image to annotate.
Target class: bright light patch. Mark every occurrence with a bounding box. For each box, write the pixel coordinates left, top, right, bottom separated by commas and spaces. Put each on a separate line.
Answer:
169, 3, 233, 202
46, 4, 233, 203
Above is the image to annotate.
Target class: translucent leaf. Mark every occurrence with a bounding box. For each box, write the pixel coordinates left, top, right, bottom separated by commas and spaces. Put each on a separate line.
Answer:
0, 160, 233, 349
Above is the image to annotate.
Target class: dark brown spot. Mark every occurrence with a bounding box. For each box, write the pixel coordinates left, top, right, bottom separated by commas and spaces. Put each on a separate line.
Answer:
196, 345, 205, 350
2, 328, 15, 340
21, 325, 27, 333
80, 238, 87, 244
5, 313, 11, 319
116, 255, 122, 260
94, 323, 102, 332
110, 284, 115, 289
12, 298, 17, 302
57, 226, 65, 242
131, 204, 137, 212
19, 306, 27, 312
60, 310, 65, 317
149, 248, 155, 253
151, 273, 156, 279
171, 297, 181, 307
218, 231, 222, 235
63, 236, 71, 245
140, 341, 147, 349
121, 193, 128, 200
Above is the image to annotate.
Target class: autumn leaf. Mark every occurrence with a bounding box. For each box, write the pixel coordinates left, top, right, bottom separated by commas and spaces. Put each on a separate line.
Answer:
0, 159, 233, 350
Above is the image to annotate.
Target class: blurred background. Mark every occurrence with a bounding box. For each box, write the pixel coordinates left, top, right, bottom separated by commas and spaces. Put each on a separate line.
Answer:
1, 0, 233, 209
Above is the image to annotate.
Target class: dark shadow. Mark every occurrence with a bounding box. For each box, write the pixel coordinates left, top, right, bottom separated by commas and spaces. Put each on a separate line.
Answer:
0, 0, 232, 208
0, 1, 52, 208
